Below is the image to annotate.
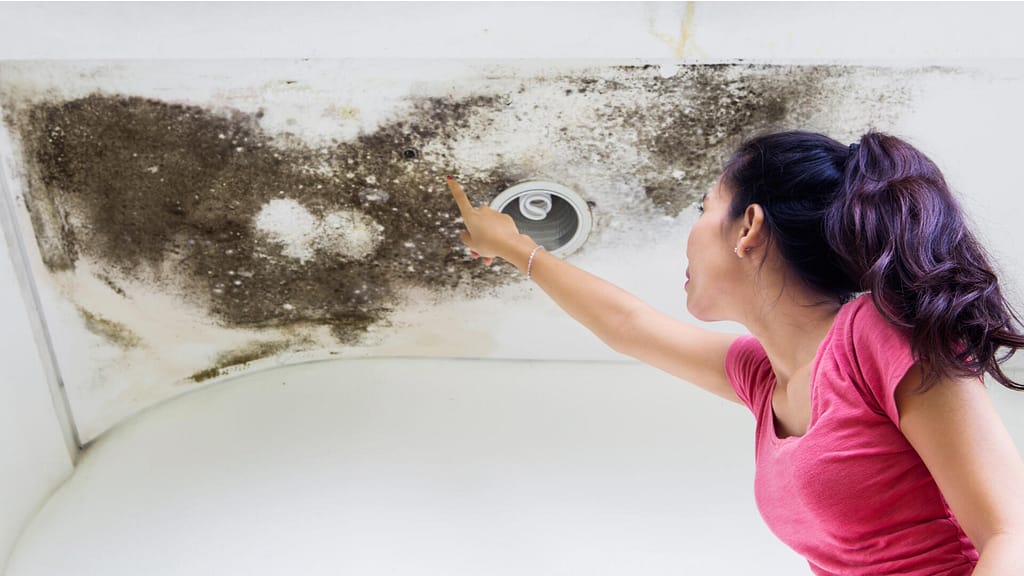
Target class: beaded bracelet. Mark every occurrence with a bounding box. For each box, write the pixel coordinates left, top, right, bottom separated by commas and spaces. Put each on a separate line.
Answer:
526, 245, 545, 280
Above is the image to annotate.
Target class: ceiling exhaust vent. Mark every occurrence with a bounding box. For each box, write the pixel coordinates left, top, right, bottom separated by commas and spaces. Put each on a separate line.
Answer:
489, 181, 593, 257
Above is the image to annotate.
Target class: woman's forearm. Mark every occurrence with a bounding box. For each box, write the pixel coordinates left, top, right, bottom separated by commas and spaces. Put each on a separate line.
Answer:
501, 234, 645, 350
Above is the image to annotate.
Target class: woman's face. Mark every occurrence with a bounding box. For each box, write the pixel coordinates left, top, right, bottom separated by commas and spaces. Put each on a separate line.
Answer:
684, 177, 745, 321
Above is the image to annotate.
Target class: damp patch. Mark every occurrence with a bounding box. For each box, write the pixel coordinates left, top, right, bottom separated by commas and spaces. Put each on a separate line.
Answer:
188, 340, 293, 383
0, 60, 936, 440
77, 307, 142, 350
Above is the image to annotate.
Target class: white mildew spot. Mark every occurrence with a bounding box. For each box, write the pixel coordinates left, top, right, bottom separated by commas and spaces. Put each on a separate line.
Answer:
255, 199, 319, 261
319, 209, 385, 260
255, 198, 384, 263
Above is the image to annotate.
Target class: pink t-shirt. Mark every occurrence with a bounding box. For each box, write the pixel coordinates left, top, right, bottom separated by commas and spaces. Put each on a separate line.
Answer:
726, 294, 978, 575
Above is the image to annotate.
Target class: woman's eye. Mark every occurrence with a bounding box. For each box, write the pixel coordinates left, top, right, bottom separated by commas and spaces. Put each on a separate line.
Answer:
696, 203, 705, 215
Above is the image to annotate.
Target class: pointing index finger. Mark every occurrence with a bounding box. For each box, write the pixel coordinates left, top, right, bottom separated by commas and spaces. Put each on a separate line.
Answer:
446, 176, 476, 217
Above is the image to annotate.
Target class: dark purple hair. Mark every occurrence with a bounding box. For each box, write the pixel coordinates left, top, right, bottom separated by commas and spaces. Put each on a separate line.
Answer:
721, 130, 1024, 391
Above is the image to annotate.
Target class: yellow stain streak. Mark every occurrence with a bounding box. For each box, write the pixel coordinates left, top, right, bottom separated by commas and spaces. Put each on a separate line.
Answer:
649, 2, 708, 60
323, 104, 361, 120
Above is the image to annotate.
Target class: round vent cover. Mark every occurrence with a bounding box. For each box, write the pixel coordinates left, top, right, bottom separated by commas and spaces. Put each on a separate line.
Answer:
489, 181, 592, 257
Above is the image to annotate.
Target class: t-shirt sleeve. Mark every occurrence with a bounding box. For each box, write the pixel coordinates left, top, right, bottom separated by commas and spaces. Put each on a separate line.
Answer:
726, 334, 774, 414
847, 297, 918, 428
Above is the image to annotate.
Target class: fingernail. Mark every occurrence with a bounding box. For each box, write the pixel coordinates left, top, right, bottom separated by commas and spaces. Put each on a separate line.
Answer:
446, 175, 453, 181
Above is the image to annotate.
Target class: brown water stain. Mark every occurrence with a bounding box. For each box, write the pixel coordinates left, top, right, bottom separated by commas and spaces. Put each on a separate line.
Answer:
187, 340, 293, 383
77, 307, 142, 349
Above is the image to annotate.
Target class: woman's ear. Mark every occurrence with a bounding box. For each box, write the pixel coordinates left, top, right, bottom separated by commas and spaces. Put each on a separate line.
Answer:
735, 203, 768, 255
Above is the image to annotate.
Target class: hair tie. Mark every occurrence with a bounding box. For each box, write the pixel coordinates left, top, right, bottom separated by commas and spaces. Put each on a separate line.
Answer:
849, 142, 860, 155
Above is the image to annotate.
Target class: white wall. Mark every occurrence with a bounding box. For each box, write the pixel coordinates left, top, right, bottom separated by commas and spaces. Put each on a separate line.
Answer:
7, 357, 810, 575
1, 2, 1024, 61
0, 215, 73, 572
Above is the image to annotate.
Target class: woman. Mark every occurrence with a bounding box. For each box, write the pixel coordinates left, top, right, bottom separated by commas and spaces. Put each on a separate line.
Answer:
446, 131, 1024, 574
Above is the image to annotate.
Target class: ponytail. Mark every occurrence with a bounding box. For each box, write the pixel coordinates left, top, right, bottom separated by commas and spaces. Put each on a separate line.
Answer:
828, 132, 1024, 390
722, 130, 1024, 391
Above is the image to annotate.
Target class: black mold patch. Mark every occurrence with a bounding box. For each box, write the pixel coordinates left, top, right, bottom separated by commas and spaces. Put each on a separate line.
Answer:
610, 64, 911, 215
10, 92, 515, 340
3, 63, 922, 358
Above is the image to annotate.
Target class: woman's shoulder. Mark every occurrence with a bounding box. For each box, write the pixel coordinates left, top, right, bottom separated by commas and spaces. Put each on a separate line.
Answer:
831, 293, 917, 420
837, 293, 910, 344
843, 292, 880, 319
726, 334, 774, 412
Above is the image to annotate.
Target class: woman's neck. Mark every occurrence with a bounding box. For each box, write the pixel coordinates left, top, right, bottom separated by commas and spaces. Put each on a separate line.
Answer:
741, 286, 844, 385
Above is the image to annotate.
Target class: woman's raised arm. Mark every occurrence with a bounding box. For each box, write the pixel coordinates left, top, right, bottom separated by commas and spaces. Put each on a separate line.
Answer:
447, 176, 740, 402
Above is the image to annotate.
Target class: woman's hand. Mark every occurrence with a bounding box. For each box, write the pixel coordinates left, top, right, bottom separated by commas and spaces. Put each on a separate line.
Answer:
446, 176, 525, 266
